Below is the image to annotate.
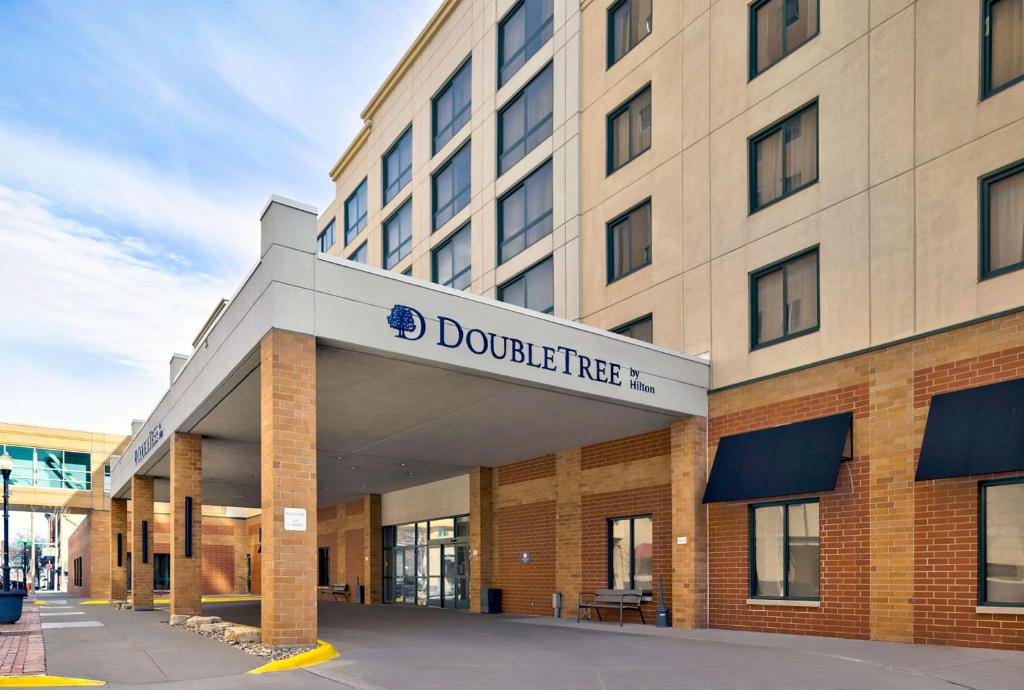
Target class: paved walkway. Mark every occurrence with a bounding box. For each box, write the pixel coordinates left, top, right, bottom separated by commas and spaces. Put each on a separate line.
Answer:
0, 595, 45, 676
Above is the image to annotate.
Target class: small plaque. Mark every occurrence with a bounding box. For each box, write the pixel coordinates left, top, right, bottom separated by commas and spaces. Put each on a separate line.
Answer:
284, 508, 307, 531
520, 551, 531, 564
676, 536, 688, 545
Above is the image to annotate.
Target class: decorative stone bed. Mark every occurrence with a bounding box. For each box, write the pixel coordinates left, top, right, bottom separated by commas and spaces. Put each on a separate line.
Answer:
167, 615, 304, 661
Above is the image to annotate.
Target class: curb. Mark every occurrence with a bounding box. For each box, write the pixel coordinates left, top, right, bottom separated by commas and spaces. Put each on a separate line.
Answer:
247, 640, 339, 674
0, 676, 105, 687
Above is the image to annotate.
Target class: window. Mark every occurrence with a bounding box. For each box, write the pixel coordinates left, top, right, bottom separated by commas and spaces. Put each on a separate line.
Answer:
498, 0, 554, 87
0, 445, 91, 490
608, 0, 652, 66
750, 247, 819, 349
499, 256, 554, 314
750, 0, 819, 78
750, 499, 819, 600
383, 127, 413, 206
433, 142, 471, 231
73, 557, 82, 587
316, 218, 336, 253
153, 554, 170, 591
349, 241, 368, 265
345, 179, 368, 245
980, 479, 1024, 606
103, 464, 111, 493
613, 314, 653, 343
318, 547, 331, 587
749, 101, 818, 212
497, 62, 553, 176
608, 515, 653, 594
607, 85, 651, 174
607, 199, 652, 282
433, 223, 472, 290
980, 159, 1024, 279
983, 0, 1024, 97
384, 199, 413, 270
498, 159, 553, 263
433, 58, 472, 154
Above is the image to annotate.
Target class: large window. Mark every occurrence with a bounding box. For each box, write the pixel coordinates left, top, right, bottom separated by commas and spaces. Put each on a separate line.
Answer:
154, 554, 170, 591
433, 142, 471, 231
750, 247, 819, 349
498, 0, 554, 87
613, 314, 653, 343
983, 0, 1024, 97
749, 101, 818, 212
383, 515, 470, 609
749, 0, 819, 78
349, 241, 368, 265
499, 256, 554, 314
980, 159, 1024, 279
318, 547, 330, 588
498, 159, 553, 264
608, 0, 652, 66
750, 499, 819, 600
0, 445, 91, 490
981, 479, 1024, 606
383, 127, 413, 206
316, 218, 336, 253
384, 199, 413, 270
608, 515, 653, 594
497, 62, 553, 176
104, 464, 111, 493
345, 179, 368, 246
607, 198, 651, 282
433, 223, 472, 290
607, 84, 651, 174
433, 58, 472, 154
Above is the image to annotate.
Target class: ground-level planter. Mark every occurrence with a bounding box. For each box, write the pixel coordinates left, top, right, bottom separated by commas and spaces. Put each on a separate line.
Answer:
0, 589, 26, 623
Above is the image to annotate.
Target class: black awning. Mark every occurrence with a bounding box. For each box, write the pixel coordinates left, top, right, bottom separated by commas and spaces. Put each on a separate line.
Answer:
702, 412, 852, 504
915, 377, 1024, 481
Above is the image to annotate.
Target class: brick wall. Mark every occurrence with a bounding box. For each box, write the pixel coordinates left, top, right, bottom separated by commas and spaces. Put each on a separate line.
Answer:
68, 513, 92, 597
495, 500, 556, 615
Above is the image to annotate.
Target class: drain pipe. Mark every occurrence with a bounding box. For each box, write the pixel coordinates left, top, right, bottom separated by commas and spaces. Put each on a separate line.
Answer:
552, 592, 562, 618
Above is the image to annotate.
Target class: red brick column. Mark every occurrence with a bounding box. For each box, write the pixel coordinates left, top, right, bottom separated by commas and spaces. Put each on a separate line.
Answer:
130, 476, 155, 611
170, 432, 203, 617
671, 415, 708, 628
469, 467, 494, 613
260, 329, 318, 648
109, 499, 128, 601
554, 450, 582, 618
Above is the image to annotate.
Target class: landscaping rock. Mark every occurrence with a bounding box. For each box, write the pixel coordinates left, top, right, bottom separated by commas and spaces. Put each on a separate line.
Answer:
224, 626, 261, 644
185, 615, 221, 629
198, 622, 231, 635
169, 615, 189, 626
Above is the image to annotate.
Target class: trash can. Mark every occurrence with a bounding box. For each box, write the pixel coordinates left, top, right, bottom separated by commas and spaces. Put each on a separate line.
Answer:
552, 592, 562, 618
481, 588, 502, 614
357, 584, 365, 604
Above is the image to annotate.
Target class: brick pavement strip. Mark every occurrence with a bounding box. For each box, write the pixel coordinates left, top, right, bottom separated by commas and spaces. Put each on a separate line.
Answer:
0, 599, 46, 676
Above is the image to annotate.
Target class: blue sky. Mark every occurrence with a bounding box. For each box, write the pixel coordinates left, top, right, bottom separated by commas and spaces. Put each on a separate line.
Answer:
0, 0, 440, 434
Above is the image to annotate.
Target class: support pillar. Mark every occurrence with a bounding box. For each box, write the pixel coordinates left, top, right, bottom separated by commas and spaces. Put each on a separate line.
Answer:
170, 432, 203, 617
670, 416, 708, 628
362, 495, 381, 604
468, 466, 493, 613
554, 450, 582, 618
260, 329, 317, 648
130, 475, 154, 611
109, 498, 127, 602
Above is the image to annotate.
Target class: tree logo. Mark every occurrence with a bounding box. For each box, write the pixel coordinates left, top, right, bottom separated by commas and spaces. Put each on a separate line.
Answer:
386, 304, 426, 341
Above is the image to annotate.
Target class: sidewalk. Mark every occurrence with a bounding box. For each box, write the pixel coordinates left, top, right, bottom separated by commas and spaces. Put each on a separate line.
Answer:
0, 595, 45, 676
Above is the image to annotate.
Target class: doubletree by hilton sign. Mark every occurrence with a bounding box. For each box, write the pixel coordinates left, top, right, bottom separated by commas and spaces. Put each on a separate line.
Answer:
386, 304, 655, 394
133, 424, 163, 466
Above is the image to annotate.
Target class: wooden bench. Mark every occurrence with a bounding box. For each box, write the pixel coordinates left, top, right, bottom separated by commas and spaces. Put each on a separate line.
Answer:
576, 588, 645, 626
330, 583, 350, 602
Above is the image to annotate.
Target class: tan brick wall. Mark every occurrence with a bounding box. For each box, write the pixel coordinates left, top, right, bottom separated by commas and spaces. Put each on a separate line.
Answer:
469, 466, 493, 613
259, 329, 318, 647
88, 511, 111, 599
109, 498, 127, 600
671, 416, 708, 628
170, 432, 202, 616
554, 450, 581, 617
67, 513, 91, 597
364, 494, 382, 604
130, 475, 154, 610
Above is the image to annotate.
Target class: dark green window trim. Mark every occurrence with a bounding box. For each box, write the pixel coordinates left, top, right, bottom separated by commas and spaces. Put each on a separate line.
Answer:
431, 140, 472, 232
748, 497, 820, 602
612, 313, 653, 343
979, 158, 1024, 280
606, 197, 652, 283
382, 125, 413, 207
606, 82, 652, 175
981, 0, 1024, 99
497, 157, 553, 265
497, 254, 555, 315
979, 476, 1024, 607
748, 0, 820, 80
344, 178, 368, 246
316, 218, 336, 253
607, 0, 652, 68
606, 514, 653, 594
497, 0, 555, 88
496, 61, 554, 177
432, 221, 472, 290
748, 99, 819, 214
432, 55, 472, 156
348, 241, 368, 265
383, 197, 413, 270
749, 245, 820, 350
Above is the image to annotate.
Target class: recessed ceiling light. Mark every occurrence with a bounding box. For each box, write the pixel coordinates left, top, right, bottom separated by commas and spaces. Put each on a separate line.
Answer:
349, 465, 359, 471
406, 471, 415, 477
399, 462, 407, 467
361, 484, 367, 489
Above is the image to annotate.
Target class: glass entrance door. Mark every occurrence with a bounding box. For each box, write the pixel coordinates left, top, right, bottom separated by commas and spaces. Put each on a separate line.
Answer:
383, 514, 470, 609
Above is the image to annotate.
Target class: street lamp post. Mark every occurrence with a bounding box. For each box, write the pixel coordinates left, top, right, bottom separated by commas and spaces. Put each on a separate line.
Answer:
0, 451, 24, 624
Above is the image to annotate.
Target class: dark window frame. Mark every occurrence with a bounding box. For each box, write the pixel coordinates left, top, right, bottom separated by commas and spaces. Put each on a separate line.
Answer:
748, 0, 821, 80
748, 496, 820, 602
747, 99, 819, 214
497, 254, 555, 315
607, 0, 653, 68
432, 222, 472, 290
382, 125, 414, 207
497, 157, 554, 265
316, 218, 336, 253
606, 196, 653, 283
606, 83, 652, 175
612, 313, 654, 342
497, 0, 555, 88
432, 55, 473, 156
978, 476, 1024, 607
978, 158, 1024, 280
431, 140, 472, 232
344, 178, 368, 246
749, 245, 820, 350
348, 241, 368, 265
383, 197, 414, 270
981, 0, 1024, 99
606, 513, 653, 594
496, 61, 554, 176
317, 546, 331, 588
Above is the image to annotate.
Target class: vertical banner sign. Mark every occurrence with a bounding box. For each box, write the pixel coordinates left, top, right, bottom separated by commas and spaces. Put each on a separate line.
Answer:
142, 520, 149, 564
184, 497, 193, 558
